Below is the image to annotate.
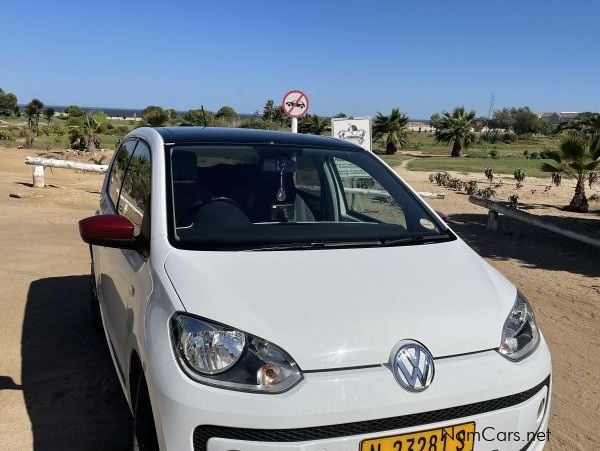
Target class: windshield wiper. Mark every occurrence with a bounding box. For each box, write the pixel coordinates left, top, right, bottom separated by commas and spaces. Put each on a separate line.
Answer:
248, 239, 382, 251
247, 233, 452, 251
382, 233, 452, 247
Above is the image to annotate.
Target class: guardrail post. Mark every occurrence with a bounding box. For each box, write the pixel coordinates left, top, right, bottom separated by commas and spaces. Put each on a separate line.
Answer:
32, 165, 45, 188
487, 210, 499, 232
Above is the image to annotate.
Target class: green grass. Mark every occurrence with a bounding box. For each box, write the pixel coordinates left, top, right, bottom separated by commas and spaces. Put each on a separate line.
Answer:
406, 156, 553, 178
401, 131, 559, 157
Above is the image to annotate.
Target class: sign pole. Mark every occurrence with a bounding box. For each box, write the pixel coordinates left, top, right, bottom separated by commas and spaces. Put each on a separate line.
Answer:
291, 117, 298, 133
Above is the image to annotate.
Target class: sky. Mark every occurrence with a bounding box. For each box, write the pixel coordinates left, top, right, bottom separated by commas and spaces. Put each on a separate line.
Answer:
1, 0, 599, 118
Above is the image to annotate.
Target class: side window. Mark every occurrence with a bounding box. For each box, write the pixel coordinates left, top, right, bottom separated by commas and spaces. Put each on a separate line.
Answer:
118, 141, 151, 235
294, 154, 322, 198
332, 157, 407, 228
108, 140, 137, 207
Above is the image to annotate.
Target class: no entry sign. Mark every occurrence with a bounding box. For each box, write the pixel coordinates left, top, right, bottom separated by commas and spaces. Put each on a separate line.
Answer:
282, 89, 309, 118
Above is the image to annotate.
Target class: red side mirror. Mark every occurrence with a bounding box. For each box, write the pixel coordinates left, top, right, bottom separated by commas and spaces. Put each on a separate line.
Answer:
79, 215, 138, 249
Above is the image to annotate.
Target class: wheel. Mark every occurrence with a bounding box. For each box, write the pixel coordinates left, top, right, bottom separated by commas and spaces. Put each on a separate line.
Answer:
132, 373, 160, 451
89, 260, 102, 331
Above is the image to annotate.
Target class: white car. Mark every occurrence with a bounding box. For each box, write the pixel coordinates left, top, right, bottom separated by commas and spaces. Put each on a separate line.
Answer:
79, 127, 551, 451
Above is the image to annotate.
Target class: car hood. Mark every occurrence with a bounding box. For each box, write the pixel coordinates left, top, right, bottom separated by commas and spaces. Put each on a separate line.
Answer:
164, 239, 516, 370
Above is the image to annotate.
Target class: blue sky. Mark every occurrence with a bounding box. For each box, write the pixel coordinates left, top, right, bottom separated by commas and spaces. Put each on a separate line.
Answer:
1, 0, 598, 118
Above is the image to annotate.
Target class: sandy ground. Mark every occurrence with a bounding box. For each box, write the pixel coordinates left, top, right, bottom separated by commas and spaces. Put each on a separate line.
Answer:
0, 148, 598, 450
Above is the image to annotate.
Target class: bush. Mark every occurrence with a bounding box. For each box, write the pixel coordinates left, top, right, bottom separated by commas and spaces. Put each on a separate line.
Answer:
489, 150, 499, 159
530, 151, 539, 159
464, 180, 478, 195
476, 187, 496, 199
239, 118, 279, 130
501, 132, 517, 143
0, 129, 15, 141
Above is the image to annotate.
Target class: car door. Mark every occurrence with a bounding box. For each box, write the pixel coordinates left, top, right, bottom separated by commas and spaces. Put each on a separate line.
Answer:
97, 139, 152, 375
96, 139, 137, 371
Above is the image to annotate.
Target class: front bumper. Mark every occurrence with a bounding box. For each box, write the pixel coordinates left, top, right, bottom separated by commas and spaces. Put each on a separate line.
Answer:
149, 337, 551, 451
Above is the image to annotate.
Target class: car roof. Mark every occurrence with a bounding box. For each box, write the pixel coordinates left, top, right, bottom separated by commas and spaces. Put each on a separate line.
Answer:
153, 126, 363, 150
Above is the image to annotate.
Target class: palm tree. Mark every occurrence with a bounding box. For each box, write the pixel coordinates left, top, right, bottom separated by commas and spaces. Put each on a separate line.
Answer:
372, 108, 409, 154
25, 99, 44, 129
69, 114, 103, 151
299, 115, 330, 135
44, 107, 55, 126
543, 133, 600, 212
434, 106, 476, 157
559, 112, 600, 159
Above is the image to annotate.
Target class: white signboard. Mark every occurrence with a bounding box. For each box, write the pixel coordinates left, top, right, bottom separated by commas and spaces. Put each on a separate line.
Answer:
331, 117, 372, 152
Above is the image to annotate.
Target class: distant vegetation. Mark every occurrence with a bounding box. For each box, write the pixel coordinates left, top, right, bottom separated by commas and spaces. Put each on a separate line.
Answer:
1, 85, 598, 212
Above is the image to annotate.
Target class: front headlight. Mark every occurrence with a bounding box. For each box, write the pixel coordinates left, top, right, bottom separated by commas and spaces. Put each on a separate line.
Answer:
171, 314, 303, 393
498, 292, 540, 361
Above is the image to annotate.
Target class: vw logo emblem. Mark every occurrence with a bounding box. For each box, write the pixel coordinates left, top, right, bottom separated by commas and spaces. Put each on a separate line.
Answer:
390, 340, 435, 392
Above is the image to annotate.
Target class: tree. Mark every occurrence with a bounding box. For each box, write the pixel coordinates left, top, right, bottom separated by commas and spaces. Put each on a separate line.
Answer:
215, 106, 239, 122
167, 109, 178, 122
492, 108, 515, 131
44, 107, 55, 126
434, 106, 476, 157
65, 105, 84, 117
262, 100, 276, 121
182, 108, 213, 126
512, 107, 540, 134
429, 113, 442, 131
25, 99, 44, 129
559, 112, 600, 159
299, 115, 330, 135
372, 108, 409, 154
141, 105, 169, 126
69, 113, 104, 151
333, 112, 348, 118
543, 133, 600, 212
0, 88, 18, 116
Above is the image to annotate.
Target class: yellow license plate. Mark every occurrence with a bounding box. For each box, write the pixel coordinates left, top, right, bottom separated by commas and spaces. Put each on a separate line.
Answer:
361, 421, 475, 451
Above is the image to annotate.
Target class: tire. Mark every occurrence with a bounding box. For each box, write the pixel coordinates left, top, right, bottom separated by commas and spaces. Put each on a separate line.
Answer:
89, 260, 102, 331
132, 373, 160, 451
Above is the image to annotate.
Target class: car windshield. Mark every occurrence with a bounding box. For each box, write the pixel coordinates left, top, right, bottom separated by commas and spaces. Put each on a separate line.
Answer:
167, 144, 452, 250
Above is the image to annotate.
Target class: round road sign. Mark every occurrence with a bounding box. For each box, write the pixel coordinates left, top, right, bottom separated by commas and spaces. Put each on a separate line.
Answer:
281, 89, 309, 118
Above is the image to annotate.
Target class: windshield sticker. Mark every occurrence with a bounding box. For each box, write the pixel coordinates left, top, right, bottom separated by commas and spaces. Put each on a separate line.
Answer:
419, 218, 436, 230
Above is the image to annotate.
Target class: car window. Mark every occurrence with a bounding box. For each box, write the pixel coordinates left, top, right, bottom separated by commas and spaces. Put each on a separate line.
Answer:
294, 154, 322, 199
118, 141, 151, 235
169, 145, 447, 250
108, 140, 137, 207
332, 157, 407, 227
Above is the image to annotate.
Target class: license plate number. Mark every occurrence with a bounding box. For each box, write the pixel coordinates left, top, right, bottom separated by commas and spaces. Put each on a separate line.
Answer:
360, 421, 475, 451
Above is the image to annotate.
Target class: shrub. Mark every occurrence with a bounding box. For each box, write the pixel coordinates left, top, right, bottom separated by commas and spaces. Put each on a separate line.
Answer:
501, 132, 517, 143
529, 151, 539, 159
464, 180, 478, 195
432, 172, 451, 186
514, 169, 526, 189
239, 118, 279, 130
552, 172, 562, 187
489, 150, 499, 159
0, 129, 15, 141
476, 187, 496, 199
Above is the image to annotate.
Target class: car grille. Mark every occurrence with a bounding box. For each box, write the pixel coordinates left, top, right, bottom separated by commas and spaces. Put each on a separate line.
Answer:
193, 375, 550, 450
